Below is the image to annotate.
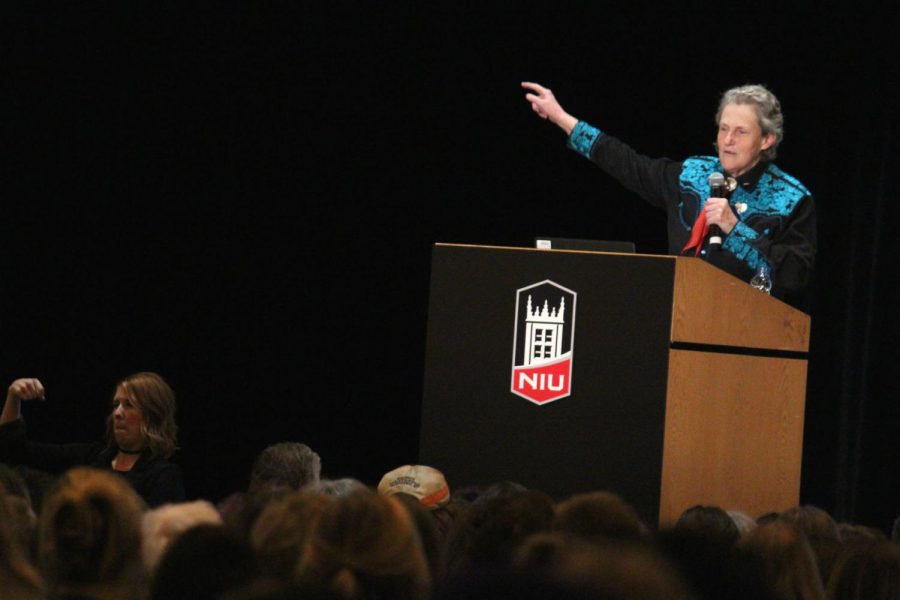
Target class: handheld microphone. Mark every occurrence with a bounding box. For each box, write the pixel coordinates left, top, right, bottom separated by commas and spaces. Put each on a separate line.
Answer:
707, 172, 727, 249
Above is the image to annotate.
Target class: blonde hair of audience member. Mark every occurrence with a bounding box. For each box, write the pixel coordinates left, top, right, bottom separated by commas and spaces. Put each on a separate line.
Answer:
250, 490, 335, 581
0, 488, 44, 600
142, 500, 222, 571
38, 467, 146, 599
297, 491, 430, 600
738, 520, 825, 600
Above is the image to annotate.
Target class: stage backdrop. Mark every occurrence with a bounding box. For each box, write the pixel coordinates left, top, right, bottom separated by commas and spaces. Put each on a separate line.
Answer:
2, 5, 897, 531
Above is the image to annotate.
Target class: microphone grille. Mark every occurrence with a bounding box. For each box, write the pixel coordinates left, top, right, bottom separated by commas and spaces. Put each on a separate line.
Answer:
708, 172, 725, 186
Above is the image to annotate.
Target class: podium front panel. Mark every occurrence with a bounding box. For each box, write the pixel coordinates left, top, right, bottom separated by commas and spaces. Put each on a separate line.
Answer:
420, 245, 676, 523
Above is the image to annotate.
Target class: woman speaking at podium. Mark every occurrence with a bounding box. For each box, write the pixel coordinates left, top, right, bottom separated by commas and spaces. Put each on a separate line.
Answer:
521, 81, 815, 309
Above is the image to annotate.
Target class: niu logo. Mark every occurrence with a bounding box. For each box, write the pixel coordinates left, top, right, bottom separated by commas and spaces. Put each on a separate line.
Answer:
511, 280, 576, 405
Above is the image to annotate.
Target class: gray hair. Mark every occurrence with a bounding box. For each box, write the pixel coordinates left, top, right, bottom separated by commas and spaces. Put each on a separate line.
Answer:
716, 84, 784, 160
249, 442, 322, 493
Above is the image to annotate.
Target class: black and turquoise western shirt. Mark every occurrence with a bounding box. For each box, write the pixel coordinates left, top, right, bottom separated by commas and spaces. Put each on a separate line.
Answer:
568, 121, 816, 309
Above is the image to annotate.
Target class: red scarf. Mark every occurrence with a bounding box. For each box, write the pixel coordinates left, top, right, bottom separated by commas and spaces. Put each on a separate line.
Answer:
682, 210, 709, 256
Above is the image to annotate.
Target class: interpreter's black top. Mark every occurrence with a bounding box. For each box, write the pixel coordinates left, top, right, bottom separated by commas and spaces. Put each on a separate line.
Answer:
0, 418, 184, 507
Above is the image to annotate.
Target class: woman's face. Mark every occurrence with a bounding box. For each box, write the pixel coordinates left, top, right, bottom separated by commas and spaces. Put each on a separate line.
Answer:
112, 385, 147, 452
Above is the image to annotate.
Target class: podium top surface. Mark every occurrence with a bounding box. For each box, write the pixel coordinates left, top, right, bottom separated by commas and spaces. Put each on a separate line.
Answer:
434, 244, 810, 353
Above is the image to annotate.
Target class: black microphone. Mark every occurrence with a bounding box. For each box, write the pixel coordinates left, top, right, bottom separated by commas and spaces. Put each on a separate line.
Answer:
707, 172, 727, 249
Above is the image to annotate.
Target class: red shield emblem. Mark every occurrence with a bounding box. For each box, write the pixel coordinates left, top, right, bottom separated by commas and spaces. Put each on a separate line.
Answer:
511, 280, 576, 405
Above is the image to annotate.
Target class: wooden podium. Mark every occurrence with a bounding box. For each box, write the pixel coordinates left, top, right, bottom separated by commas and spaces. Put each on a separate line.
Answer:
419, 244, 810, 525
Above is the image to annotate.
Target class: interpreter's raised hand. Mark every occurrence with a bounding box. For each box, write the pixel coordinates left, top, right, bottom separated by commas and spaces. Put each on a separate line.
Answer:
7, 378, 46, 403
521, 81, 578, 134
704, 197, 739, 234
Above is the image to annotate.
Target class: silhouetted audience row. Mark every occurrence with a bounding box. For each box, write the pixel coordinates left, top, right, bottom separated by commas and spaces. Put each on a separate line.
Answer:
1, 446, 898, 600
5, 373, 893, 598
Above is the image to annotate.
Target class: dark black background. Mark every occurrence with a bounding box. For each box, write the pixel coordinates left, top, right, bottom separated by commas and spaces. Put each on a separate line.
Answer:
2, 4, 897, 531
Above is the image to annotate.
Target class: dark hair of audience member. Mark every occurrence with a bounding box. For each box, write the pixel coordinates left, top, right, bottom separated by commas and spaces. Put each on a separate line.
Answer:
220, 578, 343, 600
444, 488, 555, 580
826, 539, 900, 600
250, 490, 335, 581
297, 491, 430, 600
431, 495, 467, 542
674, 505, 741, 546
553, 490, 647, 543
150, 524, 258, 600
0, 487, 44, 599
779, 505, 843, 585
737, 520, 825, 600
758, 511, 781, 525
0, 464, 37, 559
837, 522, 888, 542
306, 477, 368, 497
223, 487, 292, 540
392, 492, 446, 583
248, 442, 322, 494
780, 505, 841, 542
13, 465, 57, 516
38, 466, 147, 599
656, 525, 777, 600
511, 531, 696, 600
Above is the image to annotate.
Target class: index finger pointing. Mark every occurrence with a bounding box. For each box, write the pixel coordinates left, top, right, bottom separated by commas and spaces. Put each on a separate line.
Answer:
520, 81, 547, 94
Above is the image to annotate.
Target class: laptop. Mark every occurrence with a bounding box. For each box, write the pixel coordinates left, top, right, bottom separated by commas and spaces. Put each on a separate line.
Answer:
534, 236, 636, 253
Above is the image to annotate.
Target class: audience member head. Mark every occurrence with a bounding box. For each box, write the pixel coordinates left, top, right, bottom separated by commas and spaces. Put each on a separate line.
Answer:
827, 539, 900, 600
0, 464, 37, 555
14, 465, 58, 515
737, 520, 825, 600
307, 477, 368, 497
248, 442, 322, 494
392, 493, 445, 584
150, 523, 258, 600
552, 490, 646, 543
250, 490, 335, 581
728, 509, 758, 537
222, 487, 292, 540
38, 467, 146, 597
780, 505, 842, 584
297, 491, 430, 600
780, 505, 841, 544
142, 500, 222, 571
377, 464, 450, 510
674, 505, 741, 547
511, 532, 695, 600
0, 487, 44, 599
657, 525, 776, 600
758, 511, 781, 526
105, 372, 178, 458
445, 488, 555, 578
837, 522, 888, 543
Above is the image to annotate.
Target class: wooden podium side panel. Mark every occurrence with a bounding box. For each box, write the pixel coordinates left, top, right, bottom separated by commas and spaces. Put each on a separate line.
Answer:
659, 349, 807, 525
671, 258, 811, 352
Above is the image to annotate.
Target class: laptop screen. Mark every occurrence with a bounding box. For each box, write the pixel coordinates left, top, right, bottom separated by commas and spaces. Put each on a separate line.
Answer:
534, 237, 636, 253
